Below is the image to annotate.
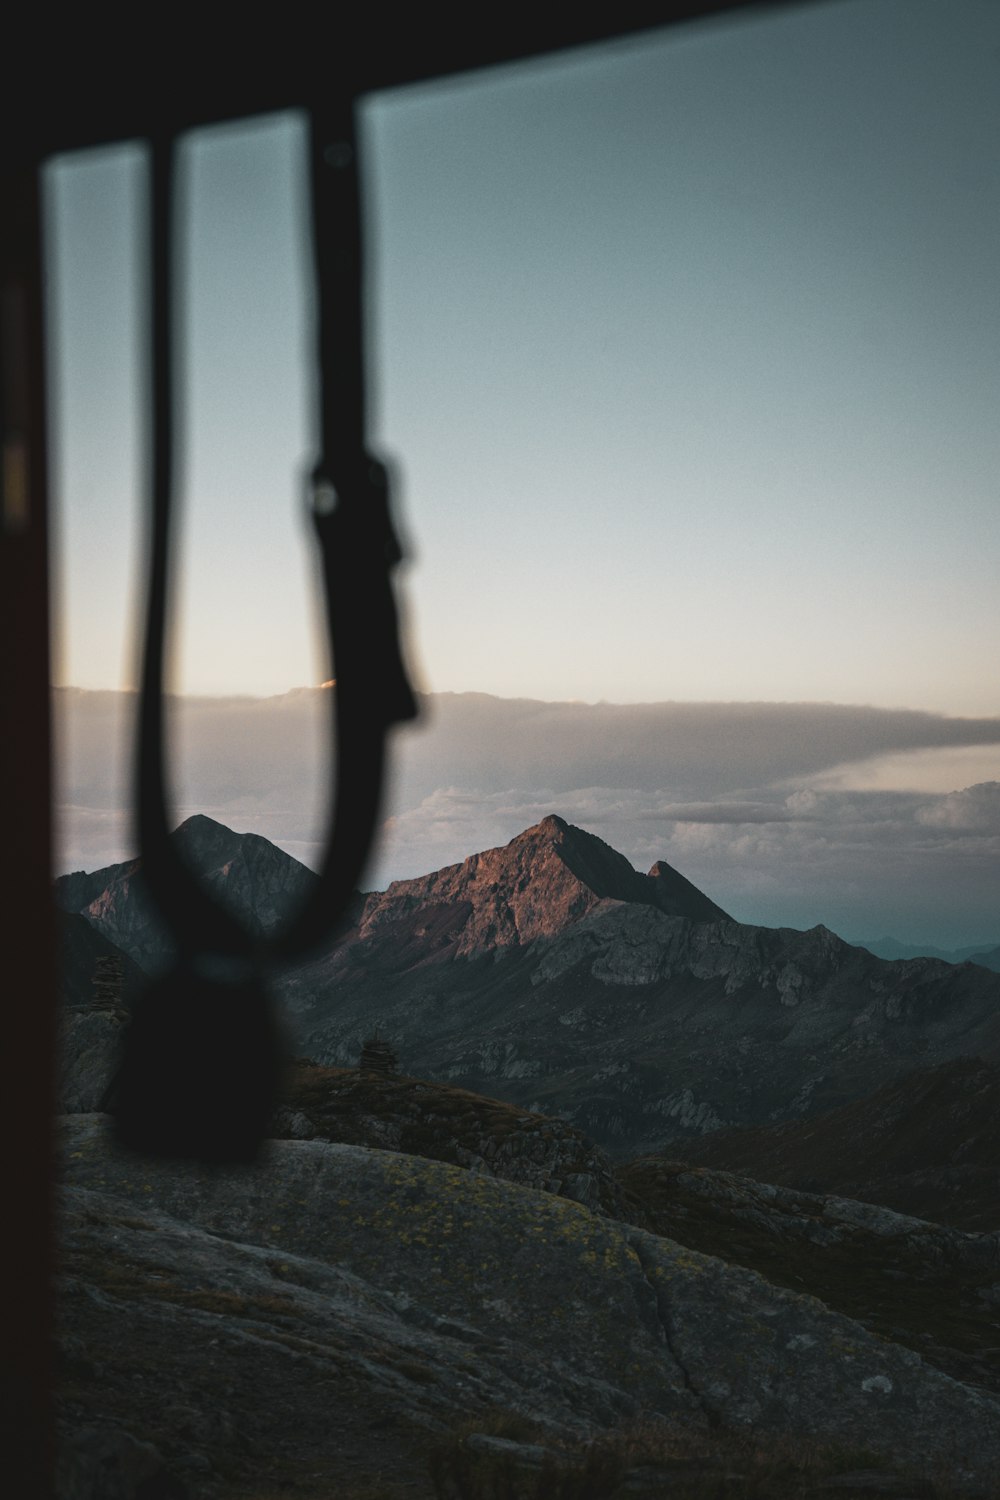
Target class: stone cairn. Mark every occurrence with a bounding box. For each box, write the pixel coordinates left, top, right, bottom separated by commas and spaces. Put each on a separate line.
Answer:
359, 1028, 399, 1078
90, 955, 127, 1016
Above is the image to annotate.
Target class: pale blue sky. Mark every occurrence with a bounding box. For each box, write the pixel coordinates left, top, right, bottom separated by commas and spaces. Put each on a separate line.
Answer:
46, 0, 999, 714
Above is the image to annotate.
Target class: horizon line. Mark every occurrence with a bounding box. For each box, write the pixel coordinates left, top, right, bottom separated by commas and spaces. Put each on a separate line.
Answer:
48, 683, 1000, 720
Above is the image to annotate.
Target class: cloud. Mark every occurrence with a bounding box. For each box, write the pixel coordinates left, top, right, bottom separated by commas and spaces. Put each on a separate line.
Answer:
800, 746, 1000, 794
393, 693, 1000, 805
915, 782, 1000, 833
54, 805, 133, 876
53, 688, 1000, 948
644, 801, 804, 825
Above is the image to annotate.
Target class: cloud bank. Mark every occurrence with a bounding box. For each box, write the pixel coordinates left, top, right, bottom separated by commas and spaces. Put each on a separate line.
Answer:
53, 687, 1000, 949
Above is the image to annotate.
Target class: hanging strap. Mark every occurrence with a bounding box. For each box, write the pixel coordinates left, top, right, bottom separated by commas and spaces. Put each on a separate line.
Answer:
116, 102, 417, 1161
137, 132, 250, 962
277, 98, 418, 960
137, 104, 416, 971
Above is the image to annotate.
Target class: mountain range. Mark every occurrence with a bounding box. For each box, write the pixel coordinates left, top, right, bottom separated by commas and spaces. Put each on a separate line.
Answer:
853, 935, 1000, 970
57, 812, 1000, 1158
55, 813, 1000, 1495
56, 815, 316, 976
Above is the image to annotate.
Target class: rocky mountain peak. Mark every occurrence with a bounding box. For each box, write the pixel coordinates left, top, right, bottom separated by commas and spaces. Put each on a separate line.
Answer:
55, 816, 316, 972
171, 813, 246, 870
646, 857, 731, 923
358, 814, 727, 958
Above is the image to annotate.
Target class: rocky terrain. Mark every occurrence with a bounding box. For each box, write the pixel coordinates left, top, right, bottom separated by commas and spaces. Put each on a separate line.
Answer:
54, 887, 1000, 1496
56, 1113, 1000, 1499
57, 813, 1000, 1159
272, 1062, 1000, 1400
57, 995, 633, 1224
618, 1157, 1000, 1397
273, 1060, 636, 1221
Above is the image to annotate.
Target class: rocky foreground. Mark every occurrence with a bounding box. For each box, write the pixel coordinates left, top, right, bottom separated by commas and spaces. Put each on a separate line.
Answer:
58, 1109, 1000, 1500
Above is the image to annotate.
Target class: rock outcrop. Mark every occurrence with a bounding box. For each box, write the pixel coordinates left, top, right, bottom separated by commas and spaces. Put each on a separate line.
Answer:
618, 1155, 1000, 1396
272, 1061, 635, 1220
57, 1115, 1000, 1497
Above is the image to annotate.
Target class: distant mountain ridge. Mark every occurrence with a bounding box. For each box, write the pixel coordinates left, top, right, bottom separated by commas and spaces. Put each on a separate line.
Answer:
54, 811, 725, 972
852, 935, 1000, 971
59, 813, 1000, 1156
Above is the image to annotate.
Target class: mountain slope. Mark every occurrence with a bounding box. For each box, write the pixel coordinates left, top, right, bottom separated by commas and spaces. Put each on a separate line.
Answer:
55, 813, 316, 970
661, 1056, 1000, 1232
969, 942, 1000, 973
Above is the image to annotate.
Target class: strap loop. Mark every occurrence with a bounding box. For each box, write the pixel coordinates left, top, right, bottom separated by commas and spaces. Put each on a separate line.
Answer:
115, 101, 417, 1160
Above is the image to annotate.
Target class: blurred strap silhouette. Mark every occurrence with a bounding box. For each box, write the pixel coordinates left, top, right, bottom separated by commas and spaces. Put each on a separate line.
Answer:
113, 103, 417, 1163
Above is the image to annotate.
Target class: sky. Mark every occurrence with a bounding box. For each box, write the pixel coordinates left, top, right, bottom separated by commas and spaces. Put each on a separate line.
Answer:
43, 0, 1000, 944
